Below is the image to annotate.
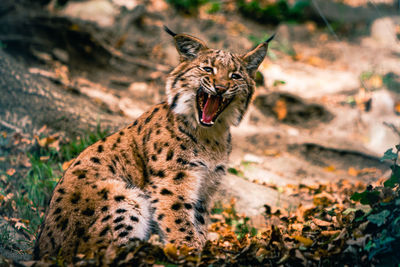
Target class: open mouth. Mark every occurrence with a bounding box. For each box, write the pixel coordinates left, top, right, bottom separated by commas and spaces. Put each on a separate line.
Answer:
196, 88, 234, 127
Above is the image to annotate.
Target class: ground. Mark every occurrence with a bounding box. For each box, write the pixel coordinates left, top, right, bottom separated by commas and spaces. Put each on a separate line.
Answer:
0, 0, 399, 265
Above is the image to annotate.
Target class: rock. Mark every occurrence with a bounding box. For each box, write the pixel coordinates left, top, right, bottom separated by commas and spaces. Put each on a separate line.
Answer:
370, 17, 399, 48
363, 89, 399, 155
52, 48, 69, 63
216, 174, 293, 216
261, 63, 359, 98
60, 0, 119, 27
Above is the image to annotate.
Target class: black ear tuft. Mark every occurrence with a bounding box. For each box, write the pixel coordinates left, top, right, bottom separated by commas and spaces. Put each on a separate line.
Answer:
264, 33, 276, 44
242, 33, 275, 77
164, 25, 177, 37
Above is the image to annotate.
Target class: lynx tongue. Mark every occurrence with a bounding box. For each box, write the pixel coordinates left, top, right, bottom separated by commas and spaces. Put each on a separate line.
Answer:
202, 95, 221, 124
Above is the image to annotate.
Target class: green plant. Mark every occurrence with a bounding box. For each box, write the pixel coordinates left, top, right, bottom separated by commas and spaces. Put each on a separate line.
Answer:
1, 125, 109, 243
236, 0, 310, 24
350, 145, 400, 263
166, 0, 209, 14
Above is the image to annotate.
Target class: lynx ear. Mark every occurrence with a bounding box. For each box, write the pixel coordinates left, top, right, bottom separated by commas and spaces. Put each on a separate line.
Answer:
242, 34, 275, 77
164, 26, 207, 60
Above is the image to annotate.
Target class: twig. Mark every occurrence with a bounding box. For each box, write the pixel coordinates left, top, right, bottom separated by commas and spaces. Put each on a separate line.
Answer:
383, 122, 400, 137
0, 119, 26, 135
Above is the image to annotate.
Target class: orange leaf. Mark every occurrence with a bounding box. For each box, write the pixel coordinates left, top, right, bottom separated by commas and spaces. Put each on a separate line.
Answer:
320, 230, 340, 236
62, 158, 76, 171
348, 167, 359, 176
6, 168, 16, 176
163, 243, 178, 260
273, 99, 287, 120
312, 218, 331, 227
293, 235, 313, 247
324, 165, 336, 172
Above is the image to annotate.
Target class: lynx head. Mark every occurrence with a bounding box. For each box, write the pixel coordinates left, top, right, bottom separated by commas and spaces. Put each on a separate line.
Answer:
165, 26, 273, 129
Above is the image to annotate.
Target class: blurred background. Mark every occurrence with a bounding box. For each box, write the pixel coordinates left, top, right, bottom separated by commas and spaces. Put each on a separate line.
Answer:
0, 0, 399, 262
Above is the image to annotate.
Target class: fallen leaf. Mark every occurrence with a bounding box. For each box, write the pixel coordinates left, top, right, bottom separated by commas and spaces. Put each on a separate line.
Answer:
62, 158, 76, 171
293, 235, 313, 247
348, 167, 359, 176
312, 218, 332, 227
273, 99, 287, 120
163, 243, 178, 260
324, 165, 336, 172
6, 168, 16, 176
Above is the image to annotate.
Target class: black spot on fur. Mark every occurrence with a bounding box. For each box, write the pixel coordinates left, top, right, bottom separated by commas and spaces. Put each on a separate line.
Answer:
108, 165, 116, 174
116, 209, 127, 213
170, 93, 180, 110
166, 150, 174, 161
57, 188, 65, 194
151, 155, 157, 161
160, 188, 173, 195
130, 216, 139, 222
195, 213, 205, 224
175, 218, 182, 224
171, 202, 182, 210
180, 144, 187, 150
73, 160, 81, 166
154, 170, 165, 178
100, 226, 110, 236
101, 215, 111, 222
177, 158, 188, 165
114, 195, 125, 202
97, 145, 103, 153
215, 165, 226, 173
138, 125, 142, 134
173, 172, 185, 181
70, 192, 81, 204
126, 225, 133, 231
101, 206, 108, 212
114, 216, 124, 223
117, 231, 129, 238
119, 131, 124, 135
60, 218, 69, 230
114, 224, 125, 231
78, 173, 86, 179
55, 196, 62, 203
178, 126, 198, 143
179, 227, 186, 232
90, 157, 101, 164
158, 214, 165, 220
98, 189, 109, 200
156, 129, 161, 135
166, 228, 171, 233
151, 199, 159, 203
145, 107, 159, 124
184, 203, 192, 209
185, 236, 192, 241
82, 208, 95, 216
53, 207, 62, 215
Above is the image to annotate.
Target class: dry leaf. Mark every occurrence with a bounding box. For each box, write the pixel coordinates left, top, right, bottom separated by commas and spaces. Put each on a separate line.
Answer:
6, 168, 16, 176
312, 218, 332, 227
293, 235, 313, 247
163, 243, 178, 260
324, 165, 336, 172
273, 99, 287, 120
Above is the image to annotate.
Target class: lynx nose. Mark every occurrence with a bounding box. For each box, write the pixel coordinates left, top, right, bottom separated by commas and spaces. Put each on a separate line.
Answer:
215, 85, 228, 94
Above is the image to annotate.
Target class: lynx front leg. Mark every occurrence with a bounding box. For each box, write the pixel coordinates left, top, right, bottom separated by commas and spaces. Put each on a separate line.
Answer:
150, 175, 206, 248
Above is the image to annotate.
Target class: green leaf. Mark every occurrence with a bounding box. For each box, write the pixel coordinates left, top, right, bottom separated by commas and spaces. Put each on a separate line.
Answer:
384, 164, 400, 188
380, 148, 397, 162
367, 210, 390, 226
351, 190, 380, 205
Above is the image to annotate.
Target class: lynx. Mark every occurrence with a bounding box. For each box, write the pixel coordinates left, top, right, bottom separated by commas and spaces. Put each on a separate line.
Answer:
34, 27, 273, 260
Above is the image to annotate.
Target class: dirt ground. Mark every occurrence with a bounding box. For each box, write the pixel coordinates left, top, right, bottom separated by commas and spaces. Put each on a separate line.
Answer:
0, 0, 399, 262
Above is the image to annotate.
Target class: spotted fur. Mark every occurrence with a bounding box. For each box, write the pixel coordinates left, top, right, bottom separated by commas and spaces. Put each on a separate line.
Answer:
34, 27, 272, 261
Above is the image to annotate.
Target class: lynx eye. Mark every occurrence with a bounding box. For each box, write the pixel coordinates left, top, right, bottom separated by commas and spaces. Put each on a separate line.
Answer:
231, 73, 242, 80
202, 67, 213, 73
